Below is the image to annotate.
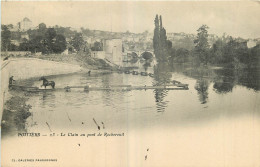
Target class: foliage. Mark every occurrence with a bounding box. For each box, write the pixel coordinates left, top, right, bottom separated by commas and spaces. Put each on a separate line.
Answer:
153, 15, 170, 62
70, 33, 85, 52
1, 96, 32, 135
171, 36, 195, 51
248, 44, 260, 67
1, 25, 11, 51
39, 23, 47, 32
210, 36, 250, 68
53, 34, 67, 53
194, 25, 210, 65
91, 41, 103, 51
18, 27, 67, 54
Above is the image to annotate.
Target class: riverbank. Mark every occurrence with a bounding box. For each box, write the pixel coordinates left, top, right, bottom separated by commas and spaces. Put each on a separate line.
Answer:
1, 95, 32, 137
0, 57, 83, 121
35, 53, 116, 70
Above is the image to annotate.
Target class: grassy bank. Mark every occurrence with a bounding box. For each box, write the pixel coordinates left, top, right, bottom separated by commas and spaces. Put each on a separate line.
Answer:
36, 53, 116, 70
1, 95, 32, 137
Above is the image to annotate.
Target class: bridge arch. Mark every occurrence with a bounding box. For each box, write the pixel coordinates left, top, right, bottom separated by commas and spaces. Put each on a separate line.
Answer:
141, 51, 154, 60
131, 52, 138, 58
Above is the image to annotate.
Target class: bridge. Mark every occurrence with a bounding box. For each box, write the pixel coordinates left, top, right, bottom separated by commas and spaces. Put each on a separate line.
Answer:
125, 50, 154, 58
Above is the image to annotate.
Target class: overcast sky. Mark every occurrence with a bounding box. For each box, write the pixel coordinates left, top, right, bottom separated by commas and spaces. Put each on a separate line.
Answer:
1, 1, 260, 38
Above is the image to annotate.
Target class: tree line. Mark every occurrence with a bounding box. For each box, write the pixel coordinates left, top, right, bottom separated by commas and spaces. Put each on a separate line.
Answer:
1, 24, 67, 54
1, 23, 108, 54
153, 15, 260, 68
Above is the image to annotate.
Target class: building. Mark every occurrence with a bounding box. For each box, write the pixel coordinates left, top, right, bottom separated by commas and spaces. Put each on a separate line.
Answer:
102, 38, 123, 66
21, 33, 29, 40
17, 17, 32, 31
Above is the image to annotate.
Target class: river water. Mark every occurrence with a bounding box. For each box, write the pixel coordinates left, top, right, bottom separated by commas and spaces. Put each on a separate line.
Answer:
3, 61, 260, 166
20, 62, 259, 133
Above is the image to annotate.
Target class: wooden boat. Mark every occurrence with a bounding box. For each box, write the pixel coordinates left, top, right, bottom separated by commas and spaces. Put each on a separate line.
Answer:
148, 73, 154, 77
124, 70, 131, 74
132, 71, 139, 75
140, 72, 148, 76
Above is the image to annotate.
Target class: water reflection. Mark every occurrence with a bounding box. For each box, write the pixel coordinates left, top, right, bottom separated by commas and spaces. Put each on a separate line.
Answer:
213, 69, 235, 94
212, 67, 260, 93
153, 62, 172, 112
178, 65, 259, 104
195, 79, 209, 104
143, 61, 151, 72
40, 92, 56, 108
237, 67, 260, 91
3, 62, 259, 136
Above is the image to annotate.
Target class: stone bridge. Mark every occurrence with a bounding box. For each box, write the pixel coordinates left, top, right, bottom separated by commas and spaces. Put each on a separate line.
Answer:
126, 50, 154, 59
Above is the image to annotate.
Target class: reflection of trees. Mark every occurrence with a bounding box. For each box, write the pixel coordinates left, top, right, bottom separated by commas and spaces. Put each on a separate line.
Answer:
213, 69, 235, 94
101, 74, 113, 106
195, 79, 209, 104
193, 67, 210, 104
238, 67, 260, 91
143, 62, 151, 71
154, 62, 172, 84
153, 62, 172, 112
212, 67, 259, 93
100, 73, 125, 107
40, 92, 56, 108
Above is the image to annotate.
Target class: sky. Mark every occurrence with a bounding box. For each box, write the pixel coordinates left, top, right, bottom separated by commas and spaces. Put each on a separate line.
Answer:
1, 1, 260, 39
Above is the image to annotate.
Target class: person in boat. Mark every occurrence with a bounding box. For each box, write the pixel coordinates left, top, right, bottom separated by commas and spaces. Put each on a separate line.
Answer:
88, 70, 91, 76
9, 76, 15, 89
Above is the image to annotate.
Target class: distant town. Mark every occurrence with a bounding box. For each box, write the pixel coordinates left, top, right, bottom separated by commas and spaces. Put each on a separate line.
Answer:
1, 17, 260, 67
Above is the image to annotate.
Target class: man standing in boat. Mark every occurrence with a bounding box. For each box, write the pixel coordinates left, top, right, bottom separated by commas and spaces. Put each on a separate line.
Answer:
9, 76, 15, 89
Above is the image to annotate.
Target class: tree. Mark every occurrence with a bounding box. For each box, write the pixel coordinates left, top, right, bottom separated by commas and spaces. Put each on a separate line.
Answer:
1, 25, 11, 51
91, 41, 103, 51
249, 44, 260, 67
28, 35, 45, 53
175, 48, 189, 63
53, 34, 67, 53
223, 37, 249, 68
70, 33, 85, 52
7, 24, 14, 29
153, 15, 160, 58
153, 15, 169, 62
39, 23, 47, 31
194, 25, 210, 65
45, 28, 57, 53
19, 38, 30, 51
38, 23, 47, 35
210, 39, 226, 64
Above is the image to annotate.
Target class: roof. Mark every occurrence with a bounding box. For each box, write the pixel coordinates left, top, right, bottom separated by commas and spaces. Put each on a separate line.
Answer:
23, 17, 31, 22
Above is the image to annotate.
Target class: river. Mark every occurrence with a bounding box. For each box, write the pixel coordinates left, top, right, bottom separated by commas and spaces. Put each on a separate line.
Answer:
2, 61, 260, 166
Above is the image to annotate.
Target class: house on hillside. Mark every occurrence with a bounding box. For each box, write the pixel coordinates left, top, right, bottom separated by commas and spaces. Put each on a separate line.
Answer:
17, 17, 32, 31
